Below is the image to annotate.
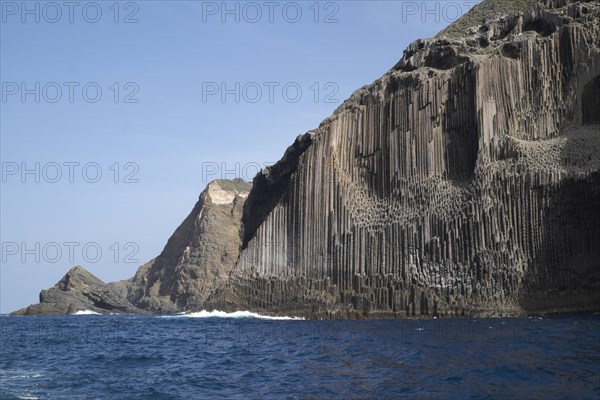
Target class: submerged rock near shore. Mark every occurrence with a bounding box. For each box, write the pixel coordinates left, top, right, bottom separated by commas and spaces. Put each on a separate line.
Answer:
13, 0, 600, 318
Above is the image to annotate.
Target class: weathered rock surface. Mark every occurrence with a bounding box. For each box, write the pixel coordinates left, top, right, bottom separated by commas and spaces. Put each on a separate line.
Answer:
10, 266, 143, 316
13, 0, 600, 318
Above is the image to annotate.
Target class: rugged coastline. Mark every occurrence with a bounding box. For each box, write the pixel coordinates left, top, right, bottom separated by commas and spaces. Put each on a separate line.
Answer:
12, 0, 600, 318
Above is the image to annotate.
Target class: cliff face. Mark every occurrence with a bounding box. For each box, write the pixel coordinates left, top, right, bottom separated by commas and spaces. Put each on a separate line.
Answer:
206, 0, 600, 317
13, 0, 600, 318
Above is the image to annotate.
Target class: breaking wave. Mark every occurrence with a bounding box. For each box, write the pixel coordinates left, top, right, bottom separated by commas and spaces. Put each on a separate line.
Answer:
72, 310, 101, 315
162, 310, 304, 320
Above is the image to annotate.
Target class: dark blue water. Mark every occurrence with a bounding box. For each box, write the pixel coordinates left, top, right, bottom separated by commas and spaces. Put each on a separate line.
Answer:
1, 314, 599, 399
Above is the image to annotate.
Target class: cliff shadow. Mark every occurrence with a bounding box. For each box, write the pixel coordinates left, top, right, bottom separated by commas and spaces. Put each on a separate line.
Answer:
582, 75, 600, 125
517, 126, 600, 314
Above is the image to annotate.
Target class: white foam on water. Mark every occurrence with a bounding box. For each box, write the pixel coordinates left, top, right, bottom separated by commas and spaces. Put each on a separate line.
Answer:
162, 310, 304, 320
73, 310, 101, 315
10, 374, 43, 380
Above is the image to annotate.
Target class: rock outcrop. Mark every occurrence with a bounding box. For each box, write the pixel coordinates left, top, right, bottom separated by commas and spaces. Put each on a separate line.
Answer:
13, 179, 251, 316
12, 0, 600, 318
120, 179, 251, 312
10, 266, 143, 315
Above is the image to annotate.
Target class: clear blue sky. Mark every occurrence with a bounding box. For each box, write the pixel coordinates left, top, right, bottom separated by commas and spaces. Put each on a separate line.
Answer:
0, 0, 480, 313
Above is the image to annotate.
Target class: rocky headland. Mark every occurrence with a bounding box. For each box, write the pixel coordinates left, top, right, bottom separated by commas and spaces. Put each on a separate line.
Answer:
12, 0, 600, 318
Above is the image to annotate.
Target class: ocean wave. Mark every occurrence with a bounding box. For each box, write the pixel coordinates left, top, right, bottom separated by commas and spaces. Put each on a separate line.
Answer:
72, 310, 101, 315
162, 310, 304, 320
5, 372, 44, 380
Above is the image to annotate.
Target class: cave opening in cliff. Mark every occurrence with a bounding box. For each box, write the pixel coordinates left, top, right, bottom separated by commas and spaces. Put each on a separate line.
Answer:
582, 75, 600, 125
523, 17, 557, 37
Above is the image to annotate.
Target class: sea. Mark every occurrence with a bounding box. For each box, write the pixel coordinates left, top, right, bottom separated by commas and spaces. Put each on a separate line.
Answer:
1, 312, 599, 399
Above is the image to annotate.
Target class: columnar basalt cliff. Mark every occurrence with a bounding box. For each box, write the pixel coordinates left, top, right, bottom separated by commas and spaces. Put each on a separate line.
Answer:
13, 0, 600, 318
206, 0, 600, 318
